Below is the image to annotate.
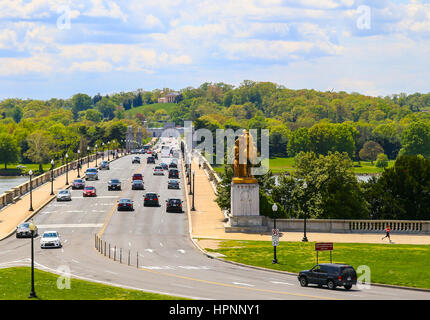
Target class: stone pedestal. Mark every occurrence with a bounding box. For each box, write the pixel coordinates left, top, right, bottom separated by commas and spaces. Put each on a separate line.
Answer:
231, 182, 259, 216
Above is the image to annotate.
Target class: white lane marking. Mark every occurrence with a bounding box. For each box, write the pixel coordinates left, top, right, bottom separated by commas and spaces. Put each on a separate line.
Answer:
128, 242, 132, 247
37, 224, 103, 228
65, 210, 84, 213
232, 282, 255, 287
71, 259, 79, 264
72, 196, 120, 199
144, 249, 154, 253
177, 249, 186, 254
171, 283, 193, 289
159, 242, 163, 247
270, 281, 294, 286
105, 270, 118, 275
64, 240, 68, 243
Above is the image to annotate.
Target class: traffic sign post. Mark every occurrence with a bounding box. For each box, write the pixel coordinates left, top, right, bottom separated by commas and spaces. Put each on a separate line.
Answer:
315, 242, 333, 264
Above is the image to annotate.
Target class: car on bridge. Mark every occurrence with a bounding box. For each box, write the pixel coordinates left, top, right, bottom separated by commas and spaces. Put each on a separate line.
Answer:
85, 168, 99, 181
71, 179, 85, 189
160, 162, 168, 170
132, 173, 143, 181
16, 222, 38, 238
99, 160, 110, 170
153, 166, 164, 175
298, 263, 357, 290
117, 198, 134, 211
168, 169, 179, 179
132, 156, 141, 164
40, 231, 62, 248
166, 198, 183, 213
147, 156, 155, 164
108, 178, 121, 191
143, 192, 160, 207
168, 161, 178, 168
131, 180, 144, 190
83, 186, 97, 197
57, 190, 71, 201
167, 179, 180, 189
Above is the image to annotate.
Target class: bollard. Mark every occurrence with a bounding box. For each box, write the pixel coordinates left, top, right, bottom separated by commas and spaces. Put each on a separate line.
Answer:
114, 246, 116, 261
104, 241, 106, 256
95, 234, 97, 249
109, 243, 111, 259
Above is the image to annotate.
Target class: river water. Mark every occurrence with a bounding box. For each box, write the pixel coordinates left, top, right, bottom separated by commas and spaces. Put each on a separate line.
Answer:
274, 174, 376, 185
0, 176, 28, 195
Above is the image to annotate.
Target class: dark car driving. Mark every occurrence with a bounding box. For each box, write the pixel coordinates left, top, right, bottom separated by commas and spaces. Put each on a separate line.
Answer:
168, 169, 179, 179
168, 161, 178, 168
167, 179, 180, 189
147, 156, 155, 164
143, 192, 160, 207
298, 263, 357, 290
166, 198, 183, 213
108, 178, 121, 191
117, 198, 134, 211
131, 180, 144, 190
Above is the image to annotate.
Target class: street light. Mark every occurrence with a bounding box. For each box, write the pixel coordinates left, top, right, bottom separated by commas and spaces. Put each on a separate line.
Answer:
65, 153, 69, 185
50, 159, 54, 195
87, 146, 90, 168
107, 141, 110, 161
272, 203, 278, 264
28, 170, 34, 211
191, 170, 196, 211
28, 220, 37, 299
302, 181, 308, 242
95, 144, 98, 167
102, 143, 105, 161
77, 149, 81, 178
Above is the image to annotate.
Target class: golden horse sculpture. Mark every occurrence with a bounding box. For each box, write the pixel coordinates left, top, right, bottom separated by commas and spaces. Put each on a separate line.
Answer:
232, 130, 258, 184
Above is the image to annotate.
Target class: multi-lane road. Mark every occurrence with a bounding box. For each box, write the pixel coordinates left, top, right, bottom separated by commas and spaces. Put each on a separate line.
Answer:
0, 137, 429, 300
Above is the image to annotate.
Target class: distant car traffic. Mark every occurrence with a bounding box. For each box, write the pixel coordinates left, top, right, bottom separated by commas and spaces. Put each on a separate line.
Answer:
117, 198, 134, 211
298, 263, 357, 290
143, 192, 160, 207
168, 169, 179, 179
99, 160, 110, 170
153, 166, 164, 175
167, 179, 180, 189
57, 190, 71, 201
168, 161, 178, 168
85, 168, 99, 181
132, 173, 143, 180
108, 179, 121, 191
131, 180, 144, 190
160, 162, 168, 170
132, 156, 141, 164
16, 222, 38, 238
166, 198, 183, 213
147, 156, 155, 164
83, 186, 97, 197
72, 179, 85, 190
40, 231, 62, 248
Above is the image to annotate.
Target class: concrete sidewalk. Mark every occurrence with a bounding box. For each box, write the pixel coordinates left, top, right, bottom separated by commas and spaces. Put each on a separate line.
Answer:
0, 157, 102, 240
185, 157, 430, 245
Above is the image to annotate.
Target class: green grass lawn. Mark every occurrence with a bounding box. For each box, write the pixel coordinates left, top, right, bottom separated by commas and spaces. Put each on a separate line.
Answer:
203, 240, 430, 289
211, 157, 395, 176
125, 103, 177, 116
0, 267, 188, 300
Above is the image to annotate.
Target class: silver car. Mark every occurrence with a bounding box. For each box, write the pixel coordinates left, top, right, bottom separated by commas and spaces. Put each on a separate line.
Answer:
40, 231, 62, 248
57, 189, 71, 201
99, 161, 110, 170
16, 222, 38, 238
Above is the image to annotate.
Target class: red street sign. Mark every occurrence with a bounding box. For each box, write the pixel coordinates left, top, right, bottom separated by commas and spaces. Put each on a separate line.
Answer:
272, 229, 279, 236
315, 242, 333, 251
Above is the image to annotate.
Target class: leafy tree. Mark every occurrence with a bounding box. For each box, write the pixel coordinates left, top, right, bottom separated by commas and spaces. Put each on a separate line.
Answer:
24, 131, 55, 172
0, 133, 19, 169
400, 121, 430, 157
375, 153, 389, 168
359, 141, 384, 164
71, 94, 93, 120
96, 97, 116, 120
287, 127, 310, 157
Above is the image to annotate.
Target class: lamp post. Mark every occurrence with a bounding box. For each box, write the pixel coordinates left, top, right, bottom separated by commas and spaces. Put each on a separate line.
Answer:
50, 159, 54, 195
28, 220, 37, 299
302, 181, 308, 242
87, 146, 90, 168
107, 141, 110, 161
102, 143, 105, 161
77, 149, 81, 178
95, 144, 98, 167
28, 170, 34, 211
65, 153, 69, 185
191, 170, 196, 211
188, 153, 192, 186
272, 203, 278, 264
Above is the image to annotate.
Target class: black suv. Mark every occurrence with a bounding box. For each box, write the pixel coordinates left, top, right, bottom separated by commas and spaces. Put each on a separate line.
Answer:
147, 156, 155, 164
166, 198, 183, 213
168, 169, 179, 179
143, 192, 160, 207
108, 179, 121, 191
298, 263, 357, 290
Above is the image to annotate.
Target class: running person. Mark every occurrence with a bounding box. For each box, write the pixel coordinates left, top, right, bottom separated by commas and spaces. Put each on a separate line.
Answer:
382, 225, 391, 241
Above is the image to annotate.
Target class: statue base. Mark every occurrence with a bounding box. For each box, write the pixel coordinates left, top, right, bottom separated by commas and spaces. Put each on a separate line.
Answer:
230, 182, 259, 216
232, 177, 258, 184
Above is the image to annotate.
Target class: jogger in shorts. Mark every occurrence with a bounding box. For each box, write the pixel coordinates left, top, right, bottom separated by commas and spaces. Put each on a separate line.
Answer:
382, 225, 391, 242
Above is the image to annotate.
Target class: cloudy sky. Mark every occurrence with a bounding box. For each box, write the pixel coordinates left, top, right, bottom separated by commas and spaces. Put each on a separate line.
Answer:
0, 0, 429, 99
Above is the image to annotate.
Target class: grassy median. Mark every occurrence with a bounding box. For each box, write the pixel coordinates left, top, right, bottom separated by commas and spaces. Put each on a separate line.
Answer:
203, 240, 430, 289
0, 267, 188, 300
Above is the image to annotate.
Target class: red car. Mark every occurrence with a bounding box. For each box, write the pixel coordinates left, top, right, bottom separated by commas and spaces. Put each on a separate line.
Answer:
83, 186, 97, 197
132, 173, 143, 181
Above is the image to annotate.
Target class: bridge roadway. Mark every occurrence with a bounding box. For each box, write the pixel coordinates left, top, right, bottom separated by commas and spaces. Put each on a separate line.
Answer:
0, 137, 429, 300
